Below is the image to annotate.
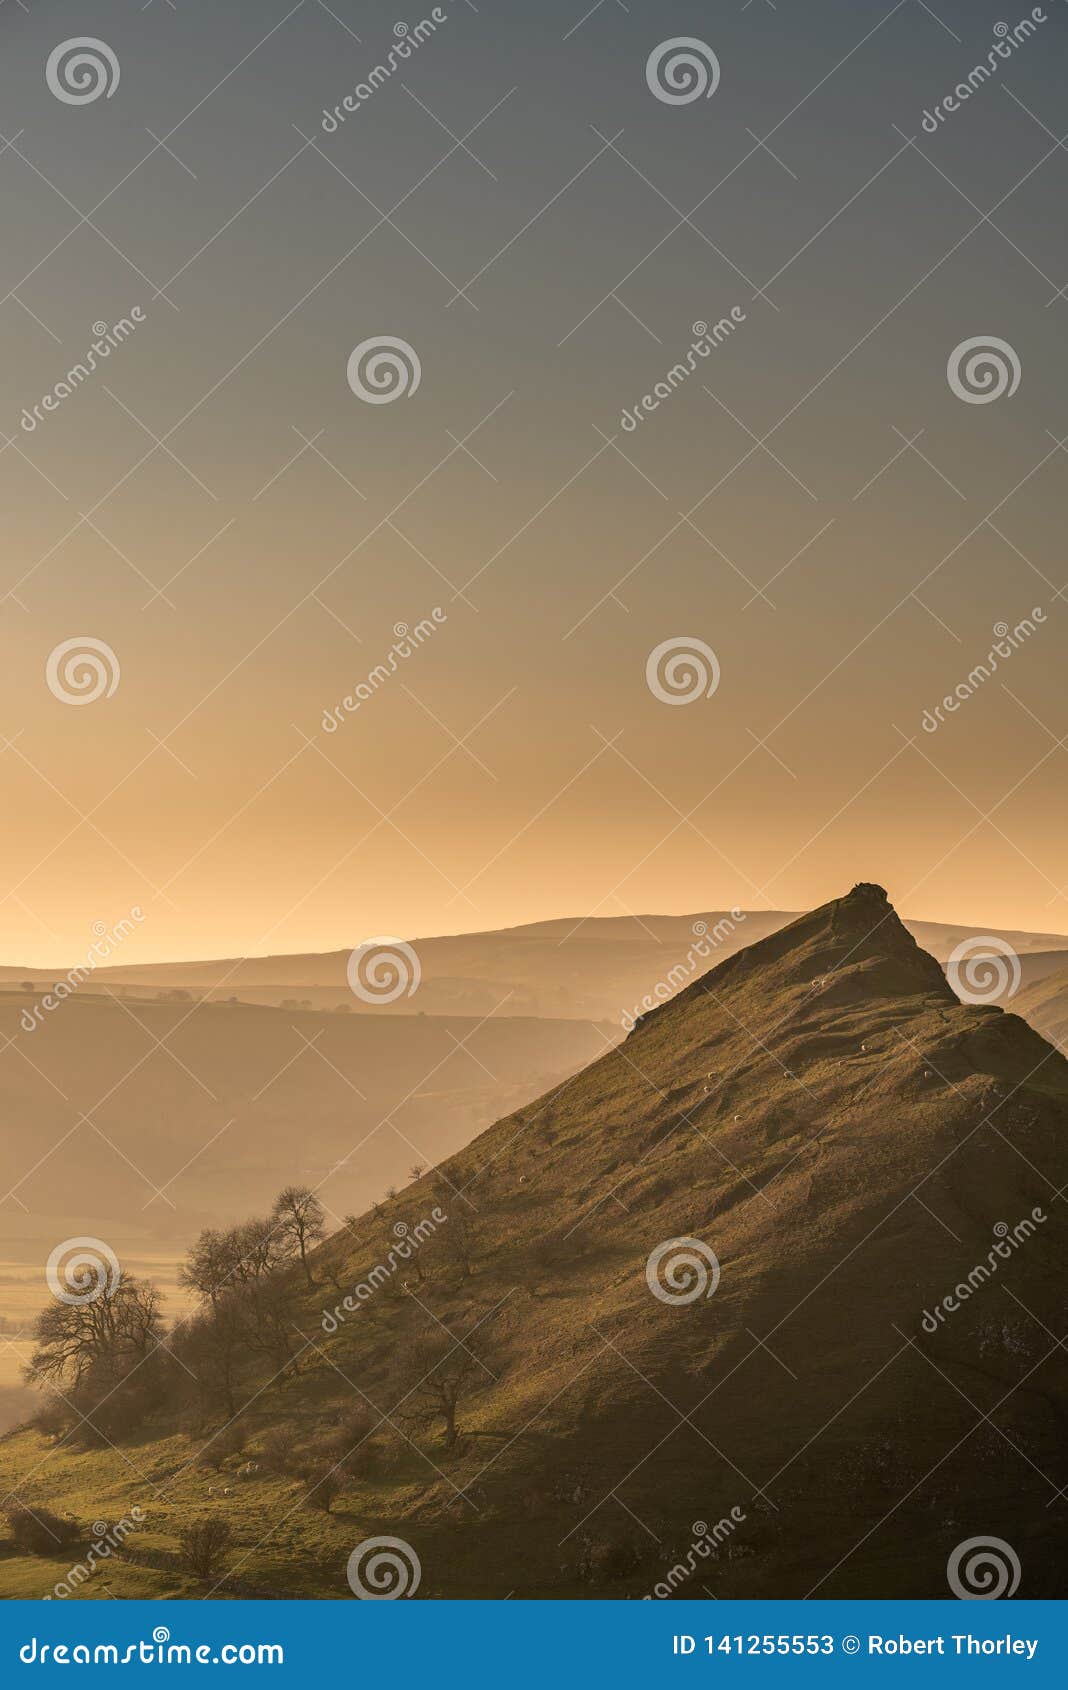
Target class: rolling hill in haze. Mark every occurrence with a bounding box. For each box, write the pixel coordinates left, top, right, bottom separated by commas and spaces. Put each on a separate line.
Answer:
4, 909, 1067, 1023
0, 993, 611, 1392
2, 884, 1064, 1599
1015, 963, 1068, 1055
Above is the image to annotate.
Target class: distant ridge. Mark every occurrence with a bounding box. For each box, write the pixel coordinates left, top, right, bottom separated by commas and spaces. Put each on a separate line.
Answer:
3, 902, 1065, 1024
5, 885, 1065, 1598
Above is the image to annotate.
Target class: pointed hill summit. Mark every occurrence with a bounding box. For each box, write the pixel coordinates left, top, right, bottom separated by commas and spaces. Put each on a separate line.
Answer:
2, 886, 1065, 1599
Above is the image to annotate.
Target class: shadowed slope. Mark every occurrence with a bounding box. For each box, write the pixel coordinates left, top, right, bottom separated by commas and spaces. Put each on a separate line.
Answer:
3, 886, 1065, 1599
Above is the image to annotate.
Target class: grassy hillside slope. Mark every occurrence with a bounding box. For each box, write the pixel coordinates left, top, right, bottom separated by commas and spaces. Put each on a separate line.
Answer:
3, 885, 1065, 1600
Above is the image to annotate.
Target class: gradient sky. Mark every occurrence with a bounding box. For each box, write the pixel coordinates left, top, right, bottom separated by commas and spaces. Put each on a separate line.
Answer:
2, 0, 1066, 965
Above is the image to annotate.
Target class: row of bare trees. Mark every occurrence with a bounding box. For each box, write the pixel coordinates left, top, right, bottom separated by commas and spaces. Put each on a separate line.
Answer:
25, 1181, 495, 1456
24, 1187, 327, 1439
171, 1188, 328, 1418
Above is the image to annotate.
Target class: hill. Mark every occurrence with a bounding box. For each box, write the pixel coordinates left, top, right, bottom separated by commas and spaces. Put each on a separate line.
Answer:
1015, 964, 1068, 1054
0, 992, 612, 1384
4, 909, 1066, 1024
1, 885, 1065, 1600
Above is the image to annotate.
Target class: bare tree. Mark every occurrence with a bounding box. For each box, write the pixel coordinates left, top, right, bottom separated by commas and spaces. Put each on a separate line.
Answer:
433, 1190, 475, 1279
179, 1518, 233, 1581
271, 1186, 325, 1288
171, 1299, 244, 1420
302, 1463, 345, 1513
25, 1277, 162, 1392
179, 1230, 233, 1307
395, 1325, 497, 1450
229, 1217, 284, 1285
181, 1220, 281, 1304
235, 1274, 301, 1375
24, 1276, 166, 1444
